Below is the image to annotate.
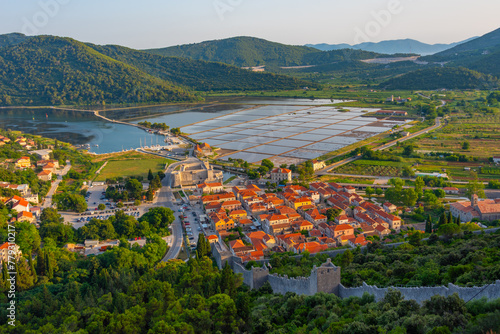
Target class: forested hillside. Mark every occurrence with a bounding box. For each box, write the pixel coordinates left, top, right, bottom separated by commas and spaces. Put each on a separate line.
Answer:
146, 36, 379, 68
90, 44, 315, 91
380, 67, 499, 90
0, 36, 199, 106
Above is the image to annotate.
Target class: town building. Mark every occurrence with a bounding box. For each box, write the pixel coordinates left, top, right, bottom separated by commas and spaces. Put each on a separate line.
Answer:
270, 168, 292, 183
450, 195, 500, 222
29, 149, 52, 160
196, 182, 224, 195
443, 187, 459, 195
194, 143, 213, 157
15, 156, 31, 169
37, 170, 52, 181
311, 159, 326, 171
0, 242, 22, 263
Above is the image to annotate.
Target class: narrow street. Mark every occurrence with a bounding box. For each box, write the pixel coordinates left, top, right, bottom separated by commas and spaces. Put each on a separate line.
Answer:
42, 161, 71, 209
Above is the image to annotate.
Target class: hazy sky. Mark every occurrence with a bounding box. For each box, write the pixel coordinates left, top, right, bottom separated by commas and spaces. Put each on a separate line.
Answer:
1, 0, 499, 49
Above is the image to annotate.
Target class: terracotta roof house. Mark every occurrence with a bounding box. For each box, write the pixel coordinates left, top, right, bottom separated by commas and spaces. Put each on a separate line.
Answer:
330, 224, 354, 238
206, 235, 219, 244
229, 239, 254, 256
17, 211, 34, 223
348, 236, 369, 248
270, 168, 292, 183
450, 195, 500, 222
195, 143, 212, 156
294, 241, 328, 254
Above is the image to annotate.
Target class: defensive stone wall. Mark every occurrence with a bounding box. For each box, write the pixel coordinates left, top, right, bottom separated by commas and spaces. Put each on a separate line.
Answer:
268, 272, 317, 296
339, 281, 500, 304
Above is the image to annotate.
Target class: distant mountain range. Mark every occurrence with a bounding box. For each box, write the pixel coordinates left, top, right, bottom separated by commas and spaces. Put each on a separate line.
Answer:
306, 37, 478, 56
0, 27, 499, 107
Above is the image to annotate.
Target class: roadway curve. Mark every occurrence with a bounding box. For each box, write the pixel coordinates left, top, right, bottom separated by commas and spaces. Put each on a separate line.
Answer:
159, 157, 200, 261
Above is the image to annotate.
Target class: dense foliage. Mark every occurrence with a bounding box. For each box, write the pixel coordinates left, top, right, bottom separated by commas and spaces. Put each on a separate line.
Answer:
0, 36, 198, 106
146, 36, 379, 68
267, 232, 500, 289
0, 243, 499, 333
91, 44, 315, 92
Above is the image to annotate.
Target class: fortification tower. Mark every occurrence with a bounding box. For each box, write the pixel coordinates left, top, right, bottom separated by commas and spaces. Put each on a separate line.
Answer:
316, 258, 341, 296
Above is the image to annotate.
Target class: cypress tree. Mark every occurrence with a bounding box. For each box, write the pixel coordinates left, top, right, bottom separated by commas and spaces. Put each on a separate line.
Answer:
36, 249, 46, 276
448, 211, 453, 226
425, 215, 433, 234
455, 216, 461, 226
439, 212, 448, 226
147, 169, 154, 181
29, 255, 37, 283
45, 252, 53, 280
13, 260, 19, 290
2, 260, 8, 285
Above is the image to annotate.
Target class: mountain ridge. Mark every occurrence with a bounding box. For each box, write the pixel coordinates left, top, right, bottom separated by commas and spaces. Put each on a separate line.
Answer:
306, 37, 478, 55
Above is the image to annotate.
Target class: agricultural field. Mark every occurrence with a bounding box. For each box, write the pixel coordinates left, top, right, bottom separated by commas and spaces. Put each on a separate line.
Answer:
334, 158, 500, 181
92, 151, 174, 181
336, 159, 406, 177
415, 115, 500, 158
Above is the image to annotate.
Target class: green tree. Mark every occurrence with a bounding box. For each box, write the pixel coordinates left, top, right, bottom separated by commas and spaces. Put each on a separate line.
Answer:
147, 169, 154, 181
438, 223, 460, 239
365, 187, 374, 199
126, 178, 143, 200
389, 178, 405, 191
16, 221, 41, 254
98, 203, 106, 210
409, 231, 423, 247
261, 159, 274, 170
425, 215, 433, 234
439, 212, 448, 226
340, 249, 353, 268
462, 141, 470, 150
434, 189, 446, 198
146, 187, 154, 201
415, 176, 425, 196
401, 188, 418, 207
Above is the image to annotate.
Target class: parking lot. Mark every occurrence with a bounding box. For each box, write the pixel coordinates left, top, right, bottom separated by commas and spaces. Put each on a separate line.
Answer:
178, 202, 206, 252
66, 184, 143, 228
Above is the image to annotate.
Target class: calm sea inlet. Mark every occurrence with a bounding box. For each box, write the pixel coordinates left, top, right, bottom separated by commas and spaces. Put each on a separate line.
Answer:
0, 98, 345, 154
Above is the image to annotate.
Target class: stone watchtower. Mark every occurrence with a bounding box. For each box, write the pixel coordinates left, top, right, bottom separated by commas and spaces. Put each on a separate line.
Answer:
252, 263, 270, 289
471, 194, 479, 208
316, 258, 341, 296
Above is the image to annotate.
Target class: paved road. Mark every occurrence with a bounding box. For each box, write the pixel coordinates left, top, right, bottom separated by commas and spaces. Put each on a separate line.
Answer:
42, 162, 72, 209
160, 160, 188, 262
319, 117, 443, 175
374, 117, 443, 151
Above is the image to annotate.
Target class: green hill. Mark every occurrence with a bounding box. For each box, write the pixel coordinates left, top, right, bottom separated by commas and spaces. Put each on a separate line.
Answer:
422, 27, 500, 76
0, 36, 199, 106
145, 36, 379, 68
0, 32, 30, 48
380, 67, 499, 90
145, 36, 317, 67
89, 44, 314, 91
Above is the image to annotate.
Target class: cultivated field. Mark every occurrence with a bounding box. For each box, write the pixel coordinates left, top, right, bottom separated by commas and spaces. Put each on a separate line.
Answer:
416, 115, 500, 158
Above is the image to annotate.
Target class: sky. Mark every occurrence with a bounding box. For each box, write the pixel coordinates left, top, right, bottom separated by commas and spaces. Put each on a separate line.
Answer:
0, 0, 499, 49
